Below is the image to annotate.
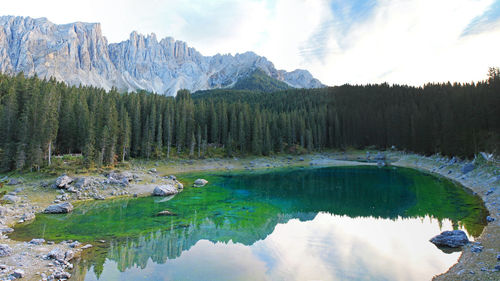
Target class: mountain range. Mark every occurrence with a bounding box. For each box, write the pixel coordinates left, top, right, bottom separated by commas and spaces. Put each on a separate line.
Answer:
0, 16, 323, 95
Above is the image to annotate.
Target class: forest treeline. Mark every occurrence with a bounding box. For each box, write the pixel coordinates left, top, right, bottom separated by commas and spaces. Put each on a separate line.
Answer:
0, 69, 499, 171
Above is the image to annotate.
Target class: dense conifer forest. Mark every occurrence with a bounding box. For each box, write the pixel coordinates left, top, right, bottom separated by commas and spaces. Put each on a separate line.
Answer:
0, 69, 498, 171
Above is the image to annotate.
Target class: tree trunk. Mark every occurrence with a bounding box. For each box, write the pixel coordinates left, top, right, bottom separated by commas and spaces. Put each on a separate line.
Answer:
48, 141, 52, 166
167, 141, 171, 159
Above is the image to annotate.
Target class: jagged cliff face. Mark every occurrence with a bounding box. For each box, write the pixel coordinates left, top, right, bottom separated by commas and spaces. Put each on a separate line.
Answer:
0, 16, 323, 95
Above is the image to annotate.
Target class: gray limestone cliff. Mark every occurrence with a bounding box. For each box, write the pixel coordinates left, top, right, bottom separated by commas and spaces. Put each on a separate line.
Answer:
0, 16, 324, 95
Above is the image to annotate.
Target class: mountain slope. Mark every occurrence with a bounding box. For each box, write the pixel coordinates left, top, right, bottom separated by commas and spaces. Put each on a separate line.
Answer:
233, 69, 291, 92
0, 16, 324, 95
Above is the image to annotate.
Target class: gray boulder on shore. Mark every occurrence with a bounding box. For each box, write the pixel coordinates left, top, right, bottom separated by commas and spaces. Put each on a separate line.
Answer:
55, 175, 73, 189
430, 230, 469, 248
44, 202, 74, 214
152, 185, 178, 196
0, 244, 12, 257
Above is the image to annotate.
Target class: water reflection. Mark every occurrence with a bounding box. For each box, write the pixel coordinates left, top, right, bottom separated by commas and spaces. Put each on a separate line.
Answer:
11, 166, 487, 280
81, 214, 462, 281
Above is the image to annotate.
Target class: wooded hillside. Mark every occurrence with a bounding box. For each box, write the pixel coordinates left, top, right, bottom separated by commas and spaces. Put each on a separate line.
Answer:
0, 69, 498, 171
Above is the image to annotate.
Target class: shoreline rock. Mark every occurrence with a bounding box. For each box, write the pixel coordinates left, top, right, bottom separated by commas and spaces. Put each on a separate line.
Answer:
44, 202, 74, 214
152, 185, 178, 196
55, 175, 74, 189
430, 230, 469, 248
0, 244, 12, 257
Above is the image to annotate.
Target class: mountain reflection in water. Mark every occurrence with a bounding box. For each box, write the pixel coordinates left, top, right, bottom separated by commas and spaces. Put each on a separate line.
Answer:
11, 166, 487, 281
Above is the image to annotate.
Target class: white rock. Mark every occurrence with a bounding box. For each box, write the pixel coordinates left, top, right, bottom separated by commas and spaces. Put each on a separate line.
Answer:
152, 185, 178, 196
193, 179, 208, 187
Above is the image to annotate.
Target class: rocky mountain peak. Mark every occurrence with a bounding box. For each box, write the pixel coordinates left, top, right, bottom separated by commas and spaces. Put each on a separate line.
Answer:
0, 16, 324, 95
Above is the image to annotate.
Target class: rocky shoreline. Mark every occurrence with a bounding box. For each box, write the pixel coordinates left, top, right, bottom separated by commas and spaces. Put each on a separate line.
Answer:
393, 154, 500, 281
0, 168, 182, 280
0, 152, 497, 280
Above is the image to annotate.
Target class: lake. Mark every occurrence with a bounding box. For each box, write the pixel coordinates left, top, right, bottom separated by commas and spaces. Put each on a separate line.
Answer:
12, 166, 487, 281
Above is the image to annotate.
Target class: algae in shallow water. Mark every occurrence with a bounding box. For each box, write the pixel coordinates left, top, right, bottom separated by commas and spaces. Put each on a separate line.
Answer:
10, 166, 487, 280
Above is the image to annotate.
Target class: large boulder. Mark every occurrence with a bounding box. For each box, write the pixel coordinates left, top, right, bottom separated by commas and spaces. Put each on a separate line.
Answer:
55, 175, 73, 189
194, 179, 208, 187
430, 230, 469, 248
0, 244, 13, 257
44, 202, 74, 214
152, 185, 178, 196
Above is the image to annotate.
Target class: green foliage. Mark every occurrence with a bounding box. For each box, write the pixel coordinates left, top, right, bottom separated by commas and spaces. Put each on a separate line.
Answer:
233, 69, 291, 92
0, 71, 498, 172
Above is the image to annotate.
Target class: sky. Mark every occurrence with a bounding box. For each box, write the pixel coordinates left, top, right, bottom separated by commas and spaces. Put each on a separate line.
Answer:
2, 0, 500, 86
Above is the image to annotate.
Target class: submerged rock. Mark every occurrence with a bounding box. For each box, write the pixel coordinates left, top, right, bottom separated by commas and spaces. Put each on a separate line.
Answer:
152, 185, 178, 196
55, 175, 74, 189
156, 210, 176, 216
44, 202, 74, 214
0, 244, 12, 257
430, 230, 469, 248
193, 179, 208, 187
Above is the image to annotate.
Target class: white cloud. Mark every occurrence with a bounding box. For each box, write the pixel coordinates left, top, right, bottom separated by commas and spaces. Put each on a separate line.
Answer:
311, 0, 500, 85
1, 0, 499, 86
